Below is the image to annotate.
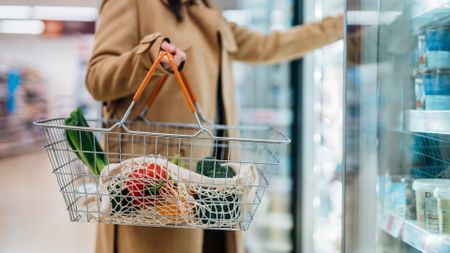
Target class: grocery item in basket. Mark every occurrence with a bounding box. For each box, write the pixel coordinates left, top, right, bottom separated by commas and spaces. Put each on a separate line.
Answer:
99, 157, 195, 225
79, 156, 259, 227
434, 187, 450, 234
170, 155, 186, 168
196, 156, 236, 178
65, 107, 107, 176
413, 179, 450, 233
35, 51, 289, 231
195, 157, 238, 224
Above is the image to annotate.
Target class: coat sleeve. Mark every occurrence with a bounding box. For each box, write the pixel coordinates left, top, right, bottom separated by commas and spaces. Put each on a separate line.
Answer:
86, 0, 169, 101
229, 15, 343, 64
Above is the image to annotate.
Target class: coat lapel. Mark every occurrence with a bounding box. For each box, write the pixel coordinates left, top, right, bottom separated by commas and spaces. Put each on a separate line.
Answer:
187, 4, 220, 44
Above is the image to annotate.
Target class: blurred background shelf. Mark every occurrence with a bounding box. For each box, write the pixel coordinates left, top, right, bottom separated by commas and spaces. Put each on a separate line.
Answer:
240, 108, 292, 127
404, 110, 450, 135
379, 208, 450, 253
411, 0, 450, 32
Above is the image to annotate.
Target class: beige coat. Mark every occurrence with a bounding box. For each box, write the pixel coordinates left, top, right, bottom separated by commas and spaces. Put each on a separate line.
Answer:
86, 0, 343, 252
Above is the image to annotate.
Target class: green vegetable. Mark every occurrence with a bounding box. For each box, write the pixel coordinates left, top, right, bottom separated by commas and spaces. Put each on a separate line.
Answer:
109, 183, 136, 214
195, 157, 239, 224
65, 107, 108, 175
170, 155, 186, 168
195, 192, 240, 225
196, 156, 236, 178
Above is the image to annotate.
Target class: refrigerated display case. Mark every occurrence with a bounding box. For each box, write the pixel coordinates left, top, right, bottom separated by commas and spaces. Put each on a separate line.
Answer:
344, 0, 450, 252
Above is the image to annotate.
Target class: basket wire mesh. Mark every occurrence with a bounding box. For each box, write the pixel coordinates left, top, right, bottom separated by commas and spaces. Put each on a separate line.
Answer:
35, 52, 290, 231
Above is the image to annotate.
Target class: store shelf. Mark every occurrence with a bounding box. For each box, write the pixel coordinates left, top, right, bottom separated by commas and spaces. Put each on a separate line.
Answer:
411, 0, 450, 31
404, 110, 450, 135
379, 209, 450, 252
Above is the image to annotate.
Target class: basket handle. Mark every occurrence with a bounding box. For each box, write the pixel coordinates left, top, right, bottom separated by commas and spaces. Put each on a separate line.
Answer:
120, 51, 205, 129
138, 70, 199, 119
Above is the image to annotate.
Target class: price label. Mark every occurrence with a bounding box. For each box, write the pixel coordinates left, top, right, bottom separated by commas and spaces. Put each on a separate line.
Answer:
403, 222, 425, 252
380, 210, 403, 238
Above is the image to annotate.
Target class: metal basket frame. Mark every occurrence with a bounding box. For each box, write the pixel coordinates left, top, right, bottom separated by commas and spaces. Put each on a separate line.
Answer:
35, 52, 290, 231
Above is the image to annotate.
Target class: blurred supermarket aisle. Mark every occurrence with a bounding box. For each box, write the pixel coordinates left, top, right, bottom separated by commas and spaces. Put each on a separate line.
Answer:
0, 152, 95, 253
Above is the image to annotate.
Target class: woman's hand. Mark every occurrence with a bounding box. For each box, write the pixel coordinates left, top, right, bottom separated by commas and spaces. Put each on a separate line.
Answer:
160, 41, 186, 71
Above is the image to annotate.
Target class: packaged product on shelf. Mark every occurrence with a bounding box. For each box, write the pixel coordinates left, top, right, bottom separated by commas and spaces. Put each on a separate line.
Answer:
434, 187, 450, 234
412, 179, 450, 233
413, 70, 425, 110
417, 34, 427, 69
383, 175, 406, 217
402, 177, 417, 220
423, 69, 450, 110
425, 24, 450, 69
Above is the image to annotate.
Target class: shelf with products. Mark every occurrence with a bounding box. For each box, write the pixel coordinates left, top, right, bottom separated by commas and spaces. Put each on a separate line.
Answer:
404, 110, 450, 135
411, 0, 450, 31
379, 208, 450, 253
0, 65, 48, 157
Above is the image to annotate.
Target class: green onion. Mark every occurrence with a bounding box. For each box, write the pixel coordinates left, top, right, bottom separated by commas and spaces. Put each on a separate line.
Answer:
65, 107, 108, 176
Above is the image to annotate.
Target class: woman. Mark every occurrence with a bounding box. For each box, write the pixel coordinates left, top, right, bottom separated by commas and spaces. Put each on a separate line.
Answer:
86, 0, 343, 252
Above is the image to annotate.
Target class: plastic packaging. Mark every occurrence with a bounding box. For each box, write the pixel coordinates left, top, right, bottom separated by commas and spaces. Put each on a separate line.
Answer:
425, 24, 450, 69
413, 70, 425, 110
435, 187, 450, 234
417, 34, 427, 69
384, 176, 406, 217
402, 177, 417, 220
412, 179, 450, 233
422, 69, 450, 110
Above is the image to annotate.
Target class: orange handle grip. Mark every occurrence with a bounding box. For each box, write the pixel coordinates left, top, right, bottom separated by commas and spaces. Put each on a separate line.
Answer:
132, 51, 197, 113
145, 72, 196, 109
133, 51, 166, 101
166, 53, 196, 113
181, 71, 197, 104
145, 74, 169, 108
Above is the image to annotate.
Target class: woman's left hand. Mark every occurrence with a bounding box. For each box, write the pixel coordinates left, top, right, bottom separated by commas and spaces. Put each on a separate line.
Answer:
160, 40, 186, 71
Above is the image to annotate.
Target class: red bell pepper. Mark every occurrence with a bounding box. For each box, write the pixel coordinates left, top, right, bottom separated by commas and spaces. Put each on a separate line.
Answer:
126, 163, 169, 206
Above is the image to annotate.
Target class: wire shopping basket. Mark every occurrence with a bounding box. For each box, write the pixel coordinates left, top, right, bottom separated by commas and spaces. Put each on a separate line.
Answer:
34, 52, 290, 231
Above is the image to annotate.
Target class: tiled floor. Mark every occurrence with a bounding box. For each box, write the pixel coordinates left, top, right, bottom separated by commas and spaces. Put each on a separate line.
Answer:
0, 151, 95, 253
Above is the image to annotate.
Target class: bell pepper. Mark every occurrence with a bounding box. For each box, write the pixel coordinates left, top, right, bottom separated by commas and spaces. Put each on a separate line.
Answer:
125, 163, 169, 206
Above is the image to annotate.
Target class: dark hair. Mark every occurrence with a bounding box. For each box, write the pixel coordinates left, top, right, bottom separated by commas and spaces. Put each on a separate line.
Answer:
166, 0, 210, 22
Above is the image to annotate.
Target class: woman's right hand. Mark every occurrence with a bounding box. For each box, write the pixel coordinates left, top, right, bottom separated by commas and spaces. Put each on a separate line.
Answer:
160, 41, 186, 71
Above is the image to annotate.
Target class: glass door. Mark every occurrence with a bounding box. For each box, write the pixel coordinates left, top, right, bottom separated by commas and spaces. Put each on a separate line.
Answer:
344, 0, 450, 252
219, 0, 294, 252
